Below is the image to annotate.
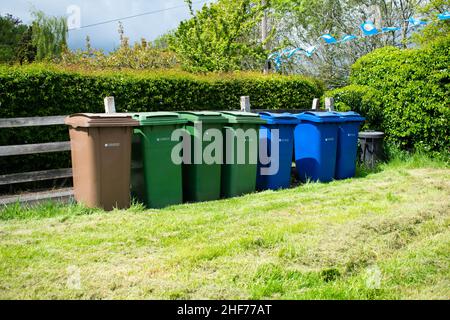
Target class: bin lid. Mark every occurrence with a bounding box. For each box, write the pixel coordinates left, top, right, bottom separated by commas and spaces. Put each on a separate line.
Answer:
65, 113, 139, 128
359, 131, 385, 139
295, 111, 344, 123
220, 111, 266, 124
259, 112, 301, 125
332, 111, 366, 122
131, 112, 187, 126
177, 111, 228, 124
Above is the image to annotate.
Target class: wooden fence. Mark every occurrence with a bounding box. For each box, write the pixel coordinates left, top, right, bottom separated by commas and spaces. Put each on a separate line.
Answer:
0, 116, 73, 205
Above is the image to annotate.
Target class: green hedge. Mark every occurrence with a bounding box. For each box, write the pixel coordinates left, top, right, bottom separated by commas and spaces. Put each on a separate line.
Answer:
328, 36, 450, 154
0, 64, 324, 175
324, 84, 384, 131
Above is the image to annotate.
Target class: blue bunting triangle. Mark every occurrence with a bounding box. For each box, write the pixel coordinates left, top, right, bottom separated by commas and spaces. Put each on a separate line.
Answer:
438, 11, 450, 20
361, 21, 379, 36
320, 34, 337, 44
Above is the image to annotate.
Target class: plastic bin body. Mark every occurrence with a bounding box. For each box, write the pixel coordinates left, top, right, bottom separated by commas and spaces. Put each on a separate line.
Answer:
294, 112, 342, 182
220, 112, 265, 198
256, 112, 300, 190
178, 112, 228, 202
333, 112, 365, 180
65, 113, 138, 211
359, 131, 385, 169
131, 113, 187, 208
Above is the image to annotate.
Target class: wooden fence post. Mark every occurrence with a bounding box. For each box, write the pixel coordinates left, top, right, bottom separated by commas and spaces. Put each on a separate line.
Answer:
104, 97, 116, 114
312, 98, 319, 110
240, 96, 251, 113
325, 97, 335, 111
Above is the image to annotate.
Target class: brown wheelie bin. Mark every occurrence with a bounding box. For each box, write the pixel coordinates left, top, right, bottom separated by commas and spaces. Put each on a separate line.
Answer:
65, 113, 139, 211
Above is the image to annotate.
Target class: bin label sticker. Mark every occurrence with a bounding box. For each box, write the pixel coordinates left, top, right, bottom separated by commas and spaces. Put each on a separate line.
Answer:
104, 143, 120, 148
348, 133, 356, 137
157, 137, 171, 142
325, 137, 335, 142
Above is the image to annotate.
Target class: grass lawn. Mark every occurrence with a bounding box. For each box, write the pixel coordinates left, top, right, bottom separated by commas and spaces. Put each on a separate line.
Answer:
0, 155, 449, 300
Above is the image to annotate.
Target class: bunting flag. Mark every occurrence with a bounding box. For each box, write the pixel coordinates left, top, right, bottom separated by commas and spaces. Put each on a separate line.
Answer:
408, 17, 428, 26
281, 48, 292, 56
339, 35, 357, 43
360, 21, 380, 36
287, 48, 302, 58
320, 34, 338, 44
272, 46, 318, 68
267, 52, 279, 60
304, 46, 317, 57
268, 12, 449, 70
438, 11, 450, 20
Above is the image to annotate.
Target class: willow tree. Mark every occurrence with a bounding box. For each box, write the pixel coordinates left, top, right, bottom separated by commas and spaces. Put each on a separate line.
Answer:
31, 10, 68, 61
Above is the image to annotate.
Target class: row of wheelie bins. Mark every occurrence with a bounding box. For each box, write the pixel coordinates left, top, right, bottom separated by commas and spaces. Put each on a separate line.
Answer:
65, 111, 364, 210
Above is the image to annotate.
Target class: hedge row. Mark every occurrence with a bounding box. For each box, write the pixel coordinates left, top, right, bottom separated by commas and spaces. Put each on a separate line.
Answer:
327, 36, 450, 155
0, 65, 324, 175
324, 84, 384, 131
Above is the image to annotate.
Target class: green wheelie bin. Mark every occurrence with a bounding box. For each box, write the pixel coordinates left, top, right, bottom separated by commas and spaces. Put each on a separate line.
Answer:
131, 112, 187, 208
220, 112, 266, 198
177, 111, 228, 202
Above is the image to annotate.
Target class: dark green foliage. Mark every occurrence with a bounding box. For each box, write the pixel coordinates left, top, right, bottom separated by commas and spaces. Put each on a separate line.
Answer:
0, 14, 29, 63
15, 26, 36, 64
324, 84, 384, 131
320, 268, 341, 282
327, 36, 450, 155
0, 64, 323, 175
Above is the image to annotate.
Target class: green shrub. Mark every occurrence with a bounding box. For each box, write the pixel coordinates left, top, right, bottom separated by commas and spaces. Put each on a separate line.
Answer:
0, 64, 324, 175
326, 84, 383, 131
328, 36, 450, 154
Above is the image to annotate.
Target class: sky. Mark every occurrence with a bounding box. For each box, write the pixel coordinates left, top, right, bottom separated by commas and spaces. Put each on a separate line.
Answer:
0, 0, 216, 52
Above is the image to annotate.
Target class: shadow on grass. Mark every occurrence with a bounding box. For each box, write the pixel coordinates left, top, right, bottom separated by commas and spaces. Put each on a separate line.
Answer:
0, 200, 101, 221
354, 162, 383, 179
1, 151, 446, 221
290, 161, 383, 185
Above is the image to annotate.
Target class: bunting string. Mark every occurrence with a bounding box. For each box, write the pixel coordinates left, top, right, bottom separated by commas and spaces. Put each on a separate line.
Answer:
269, 12, 450, 70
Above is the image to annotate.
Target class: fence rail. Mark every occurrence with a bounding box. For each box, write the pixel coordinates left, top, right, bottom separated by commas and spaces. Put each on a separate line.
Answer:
0, 188, 74, 206
0, 115, 73, 205
0, 168, 73, 186
0, 141, 71, 157
0, 116, 66, 128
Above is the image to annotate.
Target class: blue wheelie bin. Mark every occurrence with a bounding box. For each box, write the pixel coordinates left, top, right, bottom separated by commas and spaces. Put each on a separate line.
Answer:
257, 112, 301, 190
333, 111, 365, 180
294, 112, 343, 182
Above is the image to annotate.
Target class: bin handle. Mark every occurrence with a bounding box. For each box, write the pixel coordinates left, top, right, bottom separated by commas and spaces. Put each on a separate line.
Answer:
134, 128, 145, 137
361, 138, 376, 168
363, 139, 374, 156
134, 128, 153, 145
